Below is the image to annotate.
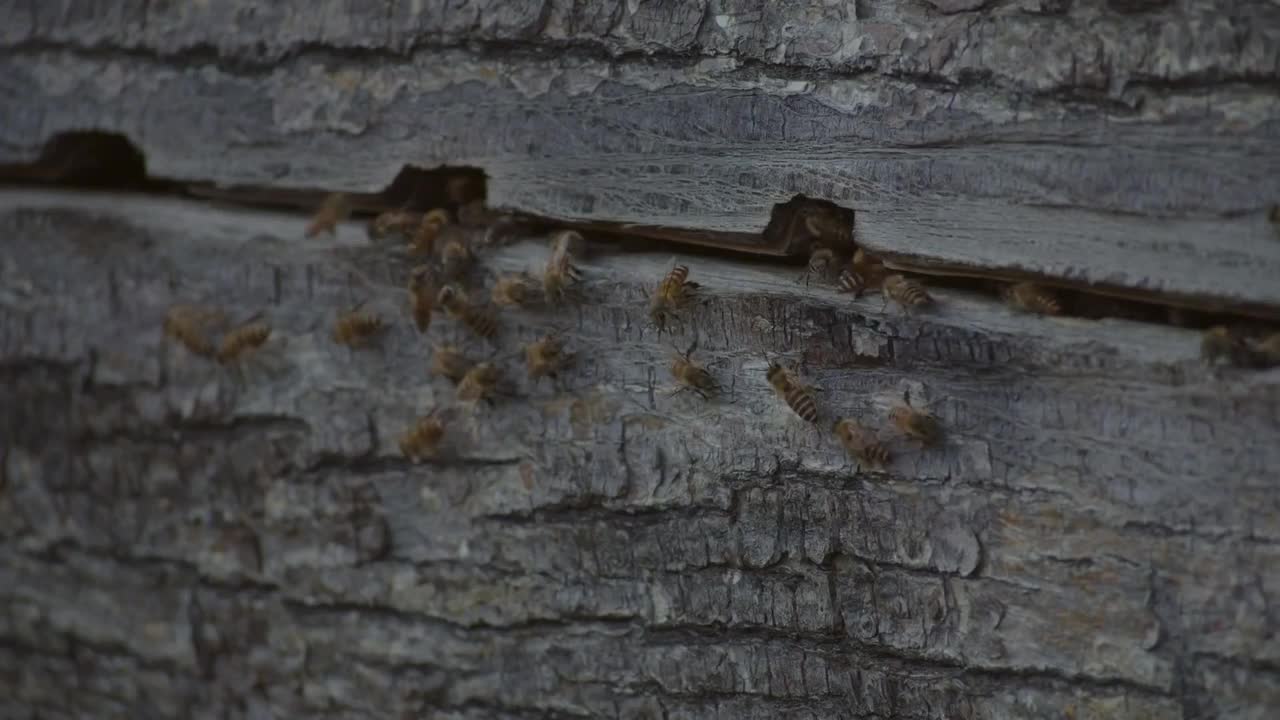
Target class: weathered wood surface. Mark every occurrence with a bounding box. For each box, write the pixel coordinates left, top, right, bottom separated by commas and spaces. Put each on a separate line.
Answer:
2, 1, 1280, 308
2, 189, 1279, 718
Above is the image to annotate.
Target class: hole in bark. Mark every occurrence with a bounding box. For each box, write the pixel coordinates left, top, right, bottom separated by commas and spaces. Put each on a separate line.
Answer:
0, 131, 170, 190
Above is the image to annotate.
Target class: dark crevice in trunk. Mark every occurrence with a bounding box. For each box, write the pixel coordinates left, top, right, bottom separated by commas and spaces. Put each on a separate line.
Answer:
2, 131, 1276, 352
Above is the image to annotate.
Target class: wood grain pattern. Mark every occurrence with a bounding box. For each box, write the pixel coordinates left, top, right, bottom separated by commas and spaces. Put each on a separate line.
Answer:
1, 190, 1277, 718
1, 1, 1279, 308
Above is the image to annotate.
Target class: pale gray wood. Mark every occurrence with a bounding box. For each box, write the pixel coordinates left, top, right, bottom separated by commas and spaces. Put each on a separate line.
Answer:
2, 1, 1279, 308
1, 190, 1278, 719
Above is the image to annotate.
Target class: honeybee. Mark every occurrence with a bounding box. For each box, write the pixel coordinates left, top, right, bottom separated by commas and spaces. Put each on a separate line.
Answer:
766, 361, 819, 423
852, 249, 887, 287
650, 264, 700, 331
399, 412, 446, 462
430, 344, 472, 384
439, 233, 474, 281
670, 340, 718, 399
408, 265, 435, 333
544, 231, 583, 302
163, 304, 225, 358
447, 175, 478, 204
524, 336, 573, 380
1004, 282, 1061, 316
837, 268, 867, 297
332, 303, 385, 347
216, 319, 272, 364
436, 285, 499, 340
368, 210, 420, 242
411, 209, 450, 255
882, 274, 933, 312
492, 273, 540, 307
834, 418, 890, 467
456, 362, 503, 404
305, 193, 351, 238
1200, 326, 1250, 366
890, 403, 941, 446
802, 204, 853, 247
799, 245, 838, 286
1250, 332, 1280, 367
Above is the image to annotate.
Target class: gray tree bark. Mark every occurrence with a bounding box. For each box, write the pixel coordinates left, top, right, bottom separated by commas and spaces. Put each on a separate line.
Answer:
2, 2, 1280, 719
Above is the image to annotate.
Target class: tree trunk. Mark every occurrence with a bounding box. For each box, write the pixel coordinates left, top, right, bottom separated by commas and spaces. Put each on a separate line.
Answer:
2, 2, 1280, 719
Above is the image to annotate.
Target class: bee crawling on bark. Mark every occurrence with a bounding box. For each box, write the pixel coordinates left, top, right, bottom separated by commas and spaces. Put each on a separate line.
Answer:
163, 304, 226, 358
430, 344, 473, 385
410, 209, 451, 256
889, 400, 942, 447
305, 193, 351, 238
1004, 282, 1062, 316
1250, 332, 1280, 368
436, 285, 499, 340
765, 359, 820, 423
543, 230, 583, 303
669, 339, 719, 400
456, 362, 505, 405
438, 232, 475, 281
492, 272, 541, 308
882, 274, 933, 312
1202, 326, 1280, 369
216, 316, 272, 365
650, 263, 700, 332
332, 302, 386, 348
524, 335, 573, 381
367, 210, 420, 242
399, 410, 447, 463
834, 418, 891, 468
408, 265, 435, 333
1201, 326, 1252, 366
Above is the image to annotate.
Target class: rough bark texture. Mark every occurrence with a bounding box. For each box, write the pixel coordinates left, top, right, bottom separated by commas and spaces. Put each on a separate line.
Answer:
2, 189, 1279, 719
1, 1, 1279, 305
3, 2, 1280, 719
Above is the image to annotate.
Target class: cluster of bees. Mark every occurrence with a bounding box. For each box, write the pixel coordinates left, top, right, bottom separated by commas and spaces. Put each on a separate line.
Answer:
163, 192, 1279, 473
1201, 326, 1280, 369
164, 192, 583, 464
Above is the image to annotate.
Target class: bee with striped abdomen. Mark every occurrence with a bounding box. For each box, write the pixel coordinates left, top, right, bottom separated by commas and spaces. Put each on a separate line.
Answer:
216, 318, 272, 365
670, 340, 718, 400
766, 361, 819, 423
368, 210, 420, 242
834, 418, 890, 467
650, 263, 700, 332
890, 403, 941, 446
437, 285, 499, 340
1004, 282, 1061, 316
882, 274, 933, 312
524, 335, 573, 380
492, 273, 541, 308
305, 193, 350, 238
430, 344, 473, 384
544, 231, 583, 303
411, 209, 450, 256
333, 302, 386, 347
399, 411, 446, 462
456, 362, 504, 404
